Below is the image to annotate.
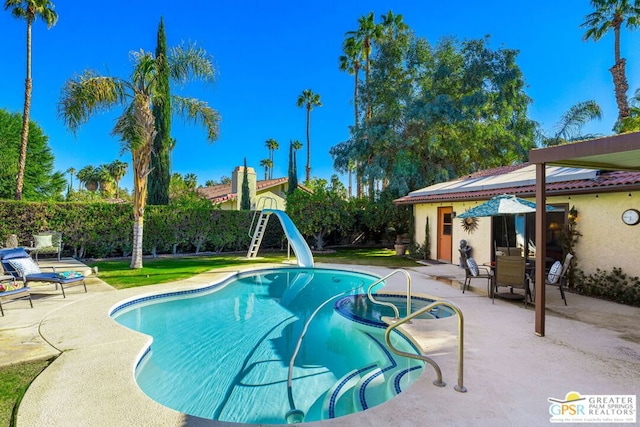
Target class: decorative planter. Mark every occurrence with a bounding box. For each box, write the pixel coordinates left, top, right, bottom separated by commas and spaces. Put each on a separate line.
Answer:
394, 244, 407, 256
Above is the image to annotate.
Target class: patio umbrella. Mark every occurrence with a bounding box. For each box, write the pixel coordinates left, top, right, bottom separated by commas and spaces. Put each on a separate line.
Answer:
457, 194, 556, 252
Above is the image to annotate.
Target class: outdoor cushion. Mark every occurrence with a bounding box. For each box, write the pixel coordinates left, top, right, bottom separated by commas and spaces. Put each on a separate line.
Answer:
8, 258, 41, 277
57, 271, 83, 279
547, 261, 562, 284
0, 279, 24, 292
0, 248, 30, 260
34, 234, 53, 249
466, 257, 480, 276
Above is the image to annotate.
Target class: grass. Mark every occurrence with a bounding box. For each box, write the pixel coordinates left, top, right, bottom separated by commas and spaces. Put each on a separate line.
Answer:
0, 358, 53, 427
89, 248, 421, 289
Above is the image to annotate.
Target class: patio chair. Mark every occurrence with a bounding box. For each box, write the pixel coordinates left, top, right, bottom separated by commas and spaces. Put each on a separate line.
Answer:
493, 255, 531, 307
546, 253, 573, 306
31, 231, 63, 262
0, 248, 86, 298
459, 250, 493, 295
0, 275, 32, 316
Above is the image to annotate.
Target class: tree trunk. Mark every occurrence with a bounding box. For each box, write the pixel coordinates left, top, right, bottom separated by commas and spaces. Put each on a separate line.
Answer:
305, 106, 311, 183
15, 22, 33, 200
610, 59, 630, 121
129, 102, 156, 269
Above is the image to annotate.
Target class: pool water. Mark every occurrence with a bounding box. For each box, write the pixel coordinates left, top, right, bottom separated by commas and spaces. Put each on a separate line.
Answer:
111, 268, 428, 424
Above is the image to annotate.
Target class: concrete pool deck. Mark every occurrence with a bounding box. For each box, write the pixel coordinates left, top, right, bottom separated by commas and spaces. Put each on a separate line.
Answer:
2, 260, 639, 426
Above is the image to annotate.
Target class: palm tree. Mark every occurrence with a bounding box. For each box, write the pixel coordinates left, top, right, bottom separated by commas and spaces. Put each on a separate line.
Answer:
265, 138, 279, 179
296, 89, 322, 183
339, 36, 362, 132
107, 159, 128, 198
346, 12, 382, 122
96, 164, 115, 197
379, 10, 409, 42
77, 165, 99, 192
4, 0, 58, 200
581, 0, 640, 122
544, 100, 603, 146
345, 13, 382, 196
65, 166, 75, 197
291, 139, 302, 166
59, 43, 220, 268
259, 158, 272, 180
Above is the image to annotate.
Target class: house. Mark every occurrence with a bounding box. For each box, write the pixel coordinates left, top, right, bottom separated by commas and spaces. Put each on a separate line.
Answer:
395, 162, 640, 281
198, 166, 306, 210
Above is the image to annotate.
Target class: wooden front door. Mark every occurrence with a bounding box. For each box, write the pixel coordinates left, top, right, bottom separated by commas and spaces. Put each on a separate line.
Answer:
437, 207, 453, 263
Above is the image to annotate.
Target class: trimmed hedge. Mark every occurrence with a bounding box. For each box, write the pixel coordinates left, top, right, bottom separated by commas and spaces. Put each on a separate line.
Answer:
0, 201, 285, 259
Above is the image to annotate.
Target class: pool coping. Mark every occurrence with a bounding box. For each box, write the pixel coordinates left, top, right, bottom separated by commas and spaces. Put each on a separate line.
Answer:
15, 262, 640, 426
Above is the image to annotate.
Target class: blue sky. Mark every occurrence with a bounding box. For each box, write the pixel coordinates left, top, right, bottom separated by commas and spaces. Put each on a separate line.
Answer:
1, 0, 639, 192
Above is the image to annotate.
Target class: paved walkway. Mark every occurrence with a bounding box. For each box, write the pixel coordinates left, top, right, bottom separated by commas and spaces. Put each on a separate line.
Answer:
1, 260, 638, 426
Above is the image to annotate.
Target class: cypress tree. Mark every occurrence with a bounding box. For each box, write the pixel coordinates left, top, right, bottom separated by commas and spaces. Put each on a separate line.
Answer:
147, 16, 172, 205
241, 158, 251, 210
287, 140, 298, 195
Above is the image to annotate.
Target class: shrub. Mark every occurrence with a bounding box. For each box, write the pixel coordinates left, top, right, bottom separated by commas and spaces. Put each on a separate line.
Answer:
574, 267, 640, 307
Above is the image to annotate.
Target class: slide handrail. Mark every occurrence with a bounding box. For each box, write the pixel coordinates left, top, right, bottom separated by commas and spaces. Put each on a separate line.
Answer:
248, 197, 279, 237
366, 269, 412, 320
384, 300, 467, 393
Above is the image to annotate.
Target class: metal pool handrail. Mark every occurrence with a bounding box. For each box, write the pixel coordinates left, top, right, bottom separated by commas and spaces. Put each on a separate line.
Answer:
384, 300, 467, 393
285, 280, 366, 424
366, 269, 412, 320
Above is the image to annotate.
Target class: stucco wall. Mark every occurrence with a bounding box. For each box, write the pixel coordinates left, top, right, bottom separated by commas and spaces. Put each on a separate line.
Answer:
411, 190, 640, 278
547, 192, 640, 278
413, 202, 493, 266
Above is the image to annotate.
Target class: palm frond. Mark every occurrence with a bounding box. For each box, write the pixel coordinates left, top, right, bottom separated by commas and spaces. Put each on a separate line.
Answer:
172, 95, 220, 141
58, 71, 128, 134
553, 100, 602, 141
169, 43, 216, 85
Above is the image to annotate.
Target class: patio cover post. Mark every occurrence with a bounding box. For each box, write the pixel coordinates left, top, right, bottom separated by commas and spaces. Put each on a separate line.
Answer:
534, 162, 547, 336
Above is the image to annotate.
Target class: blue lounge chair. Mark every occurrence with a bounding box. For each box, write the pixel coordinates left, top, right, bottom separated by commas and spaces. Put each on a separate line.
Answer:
0, 248, 87, 298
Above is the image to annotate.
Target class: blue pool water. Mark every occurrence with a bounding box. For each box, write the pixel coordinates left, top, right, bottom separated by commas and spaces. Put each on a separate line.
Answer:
111, 268, 444, 424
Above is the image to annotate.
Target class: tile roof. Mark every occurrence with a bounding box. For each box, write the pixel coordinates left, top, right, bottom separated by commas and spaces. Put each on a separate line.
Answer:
395, 166, 640, 205
197, 177, 310, 204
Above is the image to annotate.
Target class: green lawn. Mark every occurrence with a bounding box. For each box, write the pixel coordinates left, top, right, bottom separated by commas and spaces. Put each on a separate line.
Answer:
0, 358, 53, 427
89, 248, 421, 289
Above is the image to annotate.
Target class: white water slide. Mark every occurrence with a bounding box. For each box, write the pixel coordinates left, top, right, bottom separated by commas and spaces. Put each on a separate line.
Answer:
246, 209, 314, 268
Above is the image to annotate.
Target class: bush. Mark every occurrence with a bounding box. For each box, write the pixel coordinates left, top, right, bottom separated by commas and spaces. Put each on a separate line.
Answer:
574, 267, 640, 307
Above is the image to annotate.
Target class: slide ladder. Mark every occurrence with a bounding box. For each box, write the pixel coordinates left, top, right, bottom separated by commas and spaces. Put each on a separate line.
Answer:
246, 209, 314, 268
247, 212, 270, 259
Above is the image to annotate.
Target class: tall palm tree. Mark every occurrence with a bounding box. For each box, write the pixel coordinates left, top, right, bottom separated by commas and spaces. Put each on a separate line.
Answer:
4, 0, 58, 200
339, 36, 362, 132
379, 10, 409, 42
107, 159, 128, 198
291, 139, 302, 166
59, 43, 220, 268
296, 89, 322, 183
345, 13, 382, 196
259, 158, 272, 180
346, 12, 382, 122
265, 138, 279, 179
581, 0, 640, 122
65, 166, 75, 197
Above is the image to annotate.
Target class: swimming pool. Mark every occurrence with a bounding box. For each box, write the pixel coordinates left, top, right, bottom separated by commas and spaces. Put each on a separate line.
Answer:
111, 268, 446, 424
